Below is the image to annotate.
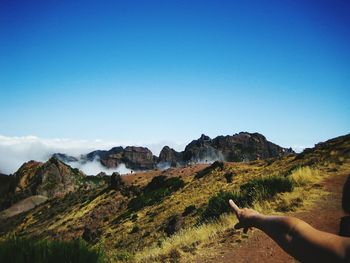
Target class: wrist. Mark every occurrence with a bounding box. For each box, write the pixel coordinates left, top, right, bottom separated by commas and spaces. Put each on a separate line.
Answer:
250, 213, 265, 229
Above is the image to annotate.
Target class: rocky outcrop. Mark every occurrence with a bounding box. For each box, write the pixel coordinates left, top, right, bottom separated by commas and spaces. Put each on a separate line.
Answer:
210, 132, 292, 162
86, 147, 124, 163
123, 146, 155, 170
52, 132, 294, 171
82, 146, 155, 171
183, 134, 224, 163
12, 157, 86, 199
52, 153, 79, 163
159, 132, 293, 166
0, 157, 111, 213
158, 146, 184, 167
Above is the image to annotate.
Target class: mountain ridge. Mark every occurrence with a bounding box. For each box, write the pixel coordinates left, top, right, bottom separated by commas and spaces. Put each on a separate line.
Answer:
52, 132, 294, 172
0, 133, 348, 262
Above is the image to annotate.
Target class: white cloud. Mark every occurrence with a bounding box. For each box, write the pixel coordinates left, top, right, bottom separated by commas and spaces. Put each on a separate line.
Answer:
68, 159, 132, 175
0, 135, 186, 174
291, 145, 311, 153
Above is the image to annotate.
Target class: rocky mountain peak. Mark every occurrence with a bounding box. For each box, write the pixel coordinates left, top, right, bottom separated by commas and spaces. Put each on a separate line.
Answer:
199, 134, 211, 141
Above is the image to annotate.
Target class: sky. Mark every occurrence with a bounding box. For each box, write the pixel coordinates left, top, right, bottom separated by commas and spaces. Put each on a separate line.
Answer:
0, 0, 349, 172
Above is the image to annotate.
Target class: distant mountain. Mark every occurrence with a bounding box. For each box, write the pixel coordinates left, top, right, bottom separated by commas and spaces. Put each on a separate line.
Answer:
53, 146, 156, 171
51, 132, 294, 171
158, 132, 294, 167
52, 153, 79, 163
86, 146, 155, 170
0, 157, 107, 211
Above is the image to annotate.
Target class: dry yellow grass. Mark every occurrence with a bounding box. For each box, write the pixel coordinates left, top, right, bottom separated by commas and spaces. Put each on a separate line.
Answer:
132, 165, 328, 263
133, 214, 237, 263
290, 166, 321, 186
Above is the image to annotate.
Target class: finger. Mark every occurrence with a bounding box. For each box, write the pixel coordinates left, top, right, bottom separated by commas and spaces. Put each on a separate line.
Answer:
229, 199, 240, 216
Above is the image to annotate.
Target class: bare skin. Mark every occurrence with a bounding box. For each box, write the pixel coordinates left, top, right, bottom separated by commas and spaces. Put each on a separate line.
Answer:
229, 199, 350, 262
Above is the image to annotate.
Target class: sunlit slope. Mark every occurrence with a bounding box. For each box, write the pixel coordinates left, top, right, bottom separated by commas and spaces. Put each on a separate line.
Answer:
0, 134, 349, 262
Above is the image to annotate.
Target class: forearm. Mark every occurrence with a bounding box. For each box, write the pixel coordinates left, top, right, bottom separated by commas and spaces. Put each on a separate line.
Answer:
252, 214, 350, 262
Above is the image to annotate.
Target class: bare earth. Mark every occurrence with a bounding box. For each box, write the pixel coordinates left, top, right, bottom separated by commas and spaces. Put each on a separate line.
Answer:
199, 172, 347, 263
0, 195, 48, 219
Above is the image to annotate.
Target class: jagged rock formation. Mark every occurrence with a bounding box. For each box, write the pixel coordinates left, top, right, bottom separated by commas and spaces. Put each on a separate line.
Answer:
183, 134, 224, 163
83, 146, 155, 171
52, 132, 293, 170
123, 146, 155, 170
12, 158, 86, 199
86, 146, 124, 163
159, 132, 293, 167
158, 146, 184, 167
0, 157, 108, 212
52, 153, 79, 163
52, 146, 156, 171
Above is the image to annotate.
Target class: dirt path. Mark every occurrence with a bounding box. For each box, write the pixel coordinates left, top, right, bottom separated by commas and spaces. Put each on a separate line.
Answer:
198, 172, 348, 263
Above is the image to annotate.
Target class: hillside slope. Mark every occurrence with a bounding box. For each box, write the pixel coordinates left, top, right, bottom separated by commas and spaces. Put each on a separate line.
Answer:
0, 134, 349, 262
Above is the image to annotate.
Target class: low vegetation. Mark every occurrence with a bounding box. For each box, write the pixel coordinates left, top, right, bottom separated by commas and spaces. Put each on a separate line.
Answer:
128, 176, 185, 212
200, 175, 294, 221
0, 237, 105, 263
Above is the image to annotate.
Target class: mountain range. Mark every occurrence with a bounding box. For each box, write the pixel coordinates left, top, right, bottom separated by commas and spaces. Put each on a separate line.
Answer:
0, 133, 348, 262
52, 132, 294, 172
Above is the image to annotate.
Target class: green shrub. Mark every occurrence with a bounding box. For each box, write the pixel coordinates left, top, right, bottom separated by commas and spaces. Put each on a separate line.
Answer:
195, 161, 224, 179
130, 225, 140, 234
128, 176, 184, 212
201, 175, 294, 221
0, 237, 105, 263
200, 191, 241, 221
224, 172, 234, 183
182, 205, 196, 216
240, 175, 294, 205
115, 251, 133, 261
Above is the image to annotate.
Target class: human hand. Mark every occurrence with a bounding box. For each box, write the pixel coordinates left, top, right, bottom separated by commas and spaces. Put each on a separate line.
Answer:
229, 199, 261, 233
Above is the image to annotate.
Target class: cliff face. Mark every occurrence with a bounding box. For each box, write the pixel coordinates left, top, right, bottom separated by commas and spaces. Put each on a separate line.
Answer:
12, 157, 86, 199
158, 132, 293, 167
158, 146, 184, 167
34, 157, 85, 198
123, 146, 155, 170
0, 158, 87, 211
52, 132, 294, 170
210, 132, 292, 162
82, 146, 155, 171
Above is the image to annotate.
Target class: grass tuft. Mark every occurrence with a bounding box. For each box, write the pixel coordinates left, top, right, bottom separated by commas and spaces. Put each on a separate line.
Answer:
0, 236, 105, 263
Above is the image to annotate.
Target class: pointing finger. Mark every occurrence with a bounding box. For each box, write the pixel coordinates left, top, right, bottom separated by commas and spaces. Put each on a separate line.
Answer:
229, 199, 240, 216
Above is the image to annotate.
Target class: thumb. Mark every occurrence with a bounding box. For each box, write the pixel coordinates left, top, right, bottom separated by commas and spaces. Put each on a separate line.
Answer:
229, 199, 240, 217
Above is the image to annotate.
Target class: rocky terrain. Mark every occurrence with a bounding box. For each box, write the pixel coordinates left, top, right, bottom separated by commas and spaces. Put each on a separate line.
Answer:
161, 132, 293, 167
53, 132, 293, 172
0, 133, 348, 262
0, 157, 108, 212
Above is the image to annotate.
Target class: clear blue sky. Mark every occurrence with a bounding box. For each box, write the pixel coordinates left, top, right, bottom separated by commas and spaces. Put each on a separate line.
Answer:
0, 0, 349, 148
